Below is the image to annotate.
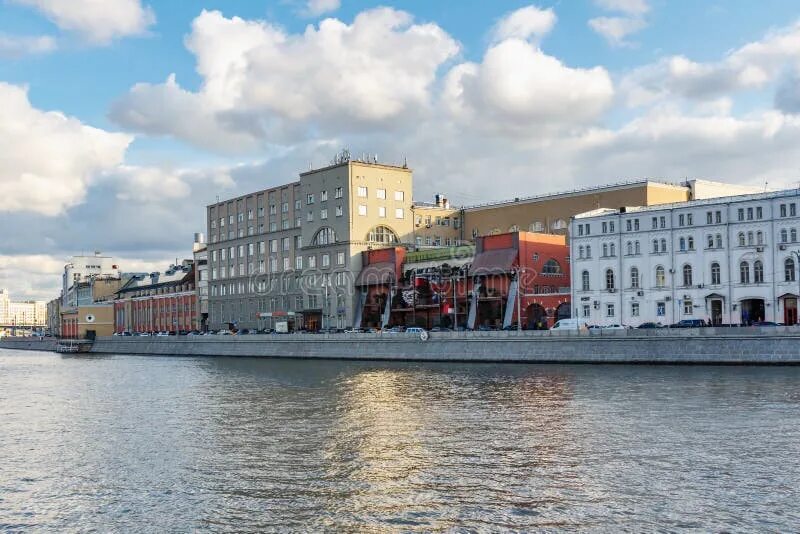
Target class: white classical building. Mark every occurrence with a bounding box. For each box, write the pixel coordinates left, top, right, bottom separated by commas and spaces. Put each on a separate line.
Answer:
570, 188, 800, 327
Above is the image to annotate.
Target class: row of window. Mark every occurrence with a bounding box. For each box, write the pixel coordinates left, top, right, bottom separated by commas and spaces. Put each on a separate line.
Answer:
581, 258, 798, 291
210, 251, 349, 280
353, 186, 404, 202
583, 300, 688, 318
416, 215, 461, 228
306, 187, 344, 204
210, 271, 351, 297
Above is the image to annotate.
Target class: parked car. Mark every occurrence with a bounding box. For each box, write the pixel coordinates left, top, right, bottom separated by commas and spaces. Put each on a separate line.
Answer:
216, 330, 232, 335
156, 331, 169, 337
669, 319, 706, 328
637, 322, 664, 329
602, 324, 628, 330
186, 330, 201, 336
752, 321, 780, 326
429, 326, 452, 332
551, 318, 589, 330
344, 328, 364, 334
406, 327, 426, 334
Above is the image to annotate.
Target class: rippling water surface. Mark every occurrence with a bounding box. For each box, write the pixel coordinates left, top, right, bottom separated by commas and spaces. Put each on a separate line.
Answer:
1, 349, 799, 531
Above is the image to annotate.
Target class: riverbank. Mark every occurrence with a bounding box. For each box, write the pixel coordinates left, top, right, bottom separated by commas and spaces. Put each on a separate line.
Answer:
4, 328, 799, 364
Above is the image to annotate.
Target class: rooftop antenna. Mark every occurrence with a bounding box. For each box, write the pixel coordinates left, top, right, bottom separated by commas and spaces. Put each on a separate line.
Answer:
403, 155, 408, 169
764, 180, 769, 192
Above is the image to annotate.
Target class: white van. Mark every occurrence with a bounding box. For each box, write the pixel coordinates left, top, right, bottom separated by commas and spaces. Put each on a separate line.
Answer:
551, 318, 589, 330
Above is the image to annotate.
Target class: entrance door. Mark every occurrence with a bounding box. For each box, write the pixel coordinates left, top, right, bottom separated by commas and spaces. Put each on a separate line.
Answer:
785, 298, 798, 325
711, 300, 723, 325
740, 299, 765, 325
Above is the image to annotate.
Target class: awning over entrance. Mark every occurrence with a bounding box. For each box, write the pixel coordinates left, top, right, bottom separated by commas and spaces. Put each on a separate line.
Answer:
704, 293, 726, 300
778, 292, 800, 299
470, 248, 518, 275
355, 262, 396, 286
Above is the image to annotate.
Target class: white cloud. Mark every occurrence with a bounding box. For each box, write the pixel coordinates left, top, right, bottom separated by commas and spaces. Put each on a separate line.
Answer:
593, 0, 650, 16
491, 5, 556, 43
11, 0, 155, 44
0, 83, 132, 216
775, 70, 800, 114
302, 0, 341, 18
110, 8, 460, 151
443, 39, 614, 133
588, 16, 647, 46
0, 33, 56, 58
112, 165, 235, 203
622, 22, 800, 105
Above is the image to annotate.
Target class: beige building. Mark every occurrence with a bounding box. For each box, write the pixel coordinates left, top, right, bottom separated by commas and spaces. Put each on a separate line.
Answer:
411, 194, 463, 248
61, 304, 114, 339
0, 289, 46, 327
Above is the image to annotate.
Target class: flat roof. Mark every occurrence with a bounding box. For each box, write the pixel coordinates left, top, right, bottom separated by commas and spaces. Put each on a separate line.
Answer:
300, 159, 411, 176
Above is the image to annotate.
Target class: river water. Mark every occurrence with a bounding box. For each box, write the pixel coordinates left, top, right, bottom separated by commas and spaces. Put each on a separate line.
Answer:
1, 349, 799, 532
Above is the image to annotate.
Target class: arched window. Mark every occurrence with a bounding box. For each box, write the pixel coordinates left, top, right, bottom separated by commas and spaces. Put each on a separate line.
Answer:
707, 235, 714, 249
582, 270, 590, 291
716, 234, 723, 248
786, 258, 796, 282
578, 245, 584, 259
635, 241, 640, 254
747, 231, 754, 246
606, 269, 615, 290
312, 227, 337, 246
757, 231, 764, 245
688, 237, 695, 250
738, 232, 746, 246
655, 266, 666, 288
711, 262, 721, 285
542, 259, 561, 275
792, 228, 798, 243
754, 260, 764, 283
679, 237, 686, 251
626, 241, 633, 256
630, 267, 640, 289
740, 261, 750, 284
586, 245, 592, 258
683, 264, 693, 287
652, 239, 659, 253
660, 239, 667, 252
366, 225, 398, 244
603, 243, 609, 257
781, 229, 788, 243
610, 243, 616, 256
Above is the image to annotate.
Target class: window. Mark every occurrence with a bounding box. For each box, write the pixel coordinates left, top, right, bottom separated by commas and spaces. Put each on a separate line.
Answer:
578, 225, 584, 236
602, 222, 608, 233
711, 262, 721, 285
657, 302, 665, 316
582, 305, 591, 318
610, 243, 616, 256
336, 205, 343, 217
792, 203, 797, 216
738, 232, 746, 246
367, 225, 398, 244
306, 193, 315, 205
756, 206, 763, 219
660, 216, 666, 229
707, 235, 714, 249
395, 208, 404, 219
321, 208, 328, 220
578, 246, 584, 259
357, 186, 367, 198
716, 234, 723, 248
679, 214, 685, 227
655, 266, 666, 288
337, 252, 345, 265
295, 255, 302, 271
634, 219, 639, 231
320, 190, 328, 202
605, 269, 615, 291
585, 245, 591, 258
781, 204, 787, 217
747, 207, 753, 220
270, 240, 277, 253
626, 241, 633, 255
321, 254, 330, 267
687, 214, 693, 225
678, 264, 693, 289
757, 231, 764, 245
786, 258, 796, 282
740, 261, 750, 284
679, 237, 686, 251
282, 237, 290, 251
542, 259, 561, 275
607, 303, 615, 317
376, 188, 386, 200
358, 204, 367, 216
630, 267, 640, 289
395, 191, 404, 201
283, 257, 291, 271
582, 270, 590, 291
715, 211, 722, 223
747, 231, 754, 246
335, 187, 343, 199
688, 237, 695, 250
626, 220, 632, 232
312, 227, 336, 246
660, 239, 667, 253
269, 222, 277, 232
282, 202, 289, 213
308, 255, 316, 268
706, 211, 713, 224
683, 299, 693, 315
780, 229, 787, 243
652, 239, 659, 253
378, 206, 386, 218
651, 217, 658, 230
295, 235, 302, 248
754, 260, 764, 283
631, 302, 640, 317
793, 228, 798, 243
295, 199, 301, 210
603, 243, 608, 257
635, 241, 640, 254
738, 208, 744, 221
248, 243, 254, 256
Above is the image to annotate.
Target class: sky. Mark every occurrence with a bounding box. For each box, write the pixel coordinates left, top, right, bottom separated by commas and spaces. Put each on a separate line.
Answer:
2, 0, 800, 301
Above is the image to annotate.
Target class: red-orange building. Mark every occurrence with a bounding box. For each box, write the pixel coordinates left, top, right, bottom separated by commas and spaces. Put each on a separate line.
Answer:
353, 231, 571, 330
113, 261, 198, 334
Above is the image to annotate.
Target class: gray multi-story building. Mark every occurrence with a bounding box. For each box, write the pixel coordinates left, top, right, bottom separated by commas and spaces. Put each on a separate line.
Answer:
205, 156, 413, 331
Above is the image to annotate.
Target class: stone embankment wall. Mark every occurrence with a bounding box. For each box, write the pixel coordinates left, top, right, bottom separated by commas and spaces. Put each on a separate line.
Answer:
3, 329, 800, 363
0, 338, 59, 352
